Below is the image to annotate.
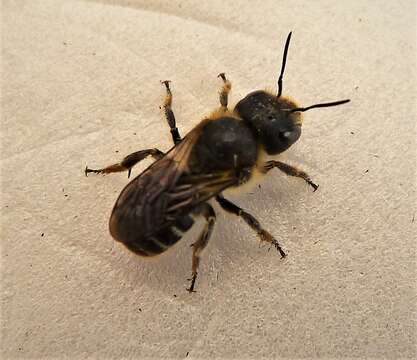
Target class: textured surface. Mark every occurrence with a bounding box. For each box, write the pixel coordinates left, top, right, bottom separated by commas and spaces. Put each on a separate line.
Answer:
1, 0, 416, 358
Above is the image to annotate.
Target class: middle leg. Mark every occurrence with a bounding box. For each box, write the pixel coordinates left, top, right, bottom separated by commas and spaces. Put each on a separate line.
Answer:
215, 194, 286, 258
85, 148, 164, 178
263, 160, 319, 191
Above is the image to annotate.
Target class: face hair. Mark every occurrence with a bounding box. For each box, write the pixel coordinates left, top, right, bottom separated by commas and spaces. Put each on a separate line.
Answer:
288, 99, 351, 113
277, 31, 292, 98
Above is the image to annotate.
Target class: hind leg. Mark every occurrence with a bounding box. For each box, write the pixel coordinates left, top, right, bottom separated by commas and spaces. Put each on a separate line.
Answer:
187, 203, 216, 293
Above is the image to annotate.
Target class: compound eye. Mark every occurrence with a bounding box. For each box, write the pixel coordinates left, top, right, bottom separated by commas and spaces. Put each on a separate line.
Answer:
279, 127, 301, 145
278, 131, 292, 141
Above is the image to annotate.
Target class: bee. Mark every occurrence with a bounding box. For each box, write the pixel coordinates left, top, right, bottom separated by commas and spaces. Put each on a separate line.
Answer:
85, 32, 350, 292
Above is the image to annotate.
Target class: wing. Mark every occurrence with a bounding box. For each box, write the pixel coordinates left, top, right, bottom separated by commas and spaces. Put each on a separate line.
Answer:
109, 122, 239, 252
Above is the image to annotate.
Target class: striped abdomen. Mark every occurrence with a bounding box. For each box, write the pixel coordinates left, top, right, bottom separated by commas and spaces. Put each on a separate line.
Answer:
112, 213, 195, 257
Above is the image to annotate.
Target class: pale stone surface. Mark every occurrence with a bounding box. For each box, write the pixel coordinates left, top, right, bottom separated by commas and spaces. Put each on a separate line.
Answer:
1, 1, 415, 358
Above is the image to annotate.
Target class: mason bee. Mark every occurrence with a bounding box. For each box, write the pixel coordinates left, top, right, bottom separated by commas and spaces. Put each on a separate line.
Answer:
85, 32, 350, 292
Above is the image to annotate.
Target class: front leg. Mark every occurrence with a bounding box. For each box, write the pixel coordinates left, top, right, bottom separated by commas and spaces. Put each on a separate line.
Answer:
161, 80, 182, 145
85, 148, 164, 178
263, 160, 319, 191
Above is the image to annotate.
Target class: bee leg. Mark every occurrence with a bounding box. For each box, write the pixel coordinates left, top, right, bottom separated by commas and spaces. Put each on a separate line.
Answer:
216, 194, 286, 258
263, 160, 319, 192
161, 80, 181, 145
187, 203, 216, 293
85, 148, 164, 178
217, 73, 232, 110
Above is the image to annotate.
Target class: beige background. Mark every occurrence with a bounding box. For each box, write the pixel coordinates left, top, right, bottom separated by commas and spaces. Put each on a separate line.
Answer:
2, 0, 416, 358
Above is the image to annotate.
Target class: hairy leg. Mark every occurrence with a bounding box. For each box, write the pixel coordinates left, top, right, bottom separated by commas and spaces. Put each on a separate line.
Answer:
216, 194, 286, 257
187, 202, 216, 292
85, 148, 164, 178
263, 160, 318, 191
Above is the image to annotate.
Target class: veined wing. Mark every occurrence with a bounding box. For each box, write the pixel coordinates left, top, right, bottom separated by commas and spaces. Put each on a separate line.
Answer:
109, 121, 239, 246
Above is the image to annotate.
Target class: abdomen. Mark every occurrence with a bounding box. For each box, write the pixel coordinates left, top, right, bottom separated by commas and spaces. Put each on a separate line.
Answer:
110, 212, 195, 256
108, 161, 196, 257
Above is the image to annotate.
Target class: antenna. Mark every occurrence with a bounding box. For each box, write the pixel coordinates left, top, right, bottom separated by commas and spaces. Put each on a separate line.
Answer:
277, 32, 292, 98
289, 99, 350, 113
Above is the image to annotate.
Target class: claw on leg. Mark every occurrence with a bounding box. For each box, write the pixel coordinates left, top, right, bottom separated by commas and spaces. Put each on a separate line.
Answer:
217, 72, 227, 81
259, 230, 286, 258
186, 273, 197, 293
85, 165, 105, 176
307, 180, 319, 192
160, 80, 171, 91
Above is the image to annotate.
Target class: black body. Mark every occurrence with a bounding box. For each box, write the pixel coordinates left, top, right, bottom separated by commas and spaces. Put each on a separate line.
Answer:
85, 31, 350, 292
109, 116, 254, 256
190, 117, 258, 173
235, 91, 302, 154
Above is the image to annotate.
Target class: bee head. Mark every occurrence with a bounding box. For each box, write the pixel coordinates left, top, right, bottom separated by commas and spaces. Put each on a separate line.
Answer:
235, 91, 303, 154
235, 32, 350, 156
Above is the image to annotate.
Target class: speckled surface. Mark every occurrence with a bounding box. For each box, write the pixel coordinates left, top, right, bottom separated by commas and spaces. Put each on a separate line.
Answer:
1, 0, 416, 358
